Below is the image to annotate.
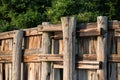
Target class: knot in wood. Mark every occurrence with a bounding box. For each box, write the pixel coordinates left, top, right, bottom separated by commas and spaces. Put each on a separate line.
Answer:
65, 37, 69, 40
65, 23, 68, 27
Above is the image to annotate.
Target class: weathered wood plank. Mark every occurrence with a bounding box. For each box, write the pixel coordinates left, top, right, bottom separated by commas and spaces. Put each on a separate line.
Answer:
109, 54, 120, 62
51, 28, 101, 39
77, 61, 101, 69
38, 24, 62, 32
77, 54, 97, 61
109, 20, 120, 29
97, 16, 108, 80
0, 54, 63, 63
61, 17, 76, 80
77, 28, 100, 37
53, 61, 101, 69
41, 22, 51, 80
117, 37, 120, 80
107, 30, 117, 80
0, 64, 3, 80
115, 29, 120, 37
24, 27, 42, 36
24, 54, 63, 62
0, 27, 42, 40
52, 39, 60, 80
0, 53, 98, 63
78, 21, 120, 29
12, 30, 23, 80
0, 31, 15, 40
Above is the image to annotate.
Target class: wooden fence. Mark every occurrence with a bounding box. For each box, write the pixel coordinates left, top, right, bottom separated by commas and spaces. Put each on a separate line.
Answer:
0, 16, 120, 80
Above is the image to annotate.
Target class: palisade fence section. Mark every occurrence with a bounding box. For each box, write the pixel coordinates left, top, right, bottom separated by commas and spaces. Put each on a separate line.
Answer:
0, 16, 120, 80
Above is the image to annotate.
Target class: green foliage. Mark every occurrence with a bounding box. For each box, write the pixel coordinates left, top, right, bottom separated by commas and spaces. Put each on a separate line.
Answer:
0, 0, 50, 32
0, 0, 120, 32
47, 0, 120, 23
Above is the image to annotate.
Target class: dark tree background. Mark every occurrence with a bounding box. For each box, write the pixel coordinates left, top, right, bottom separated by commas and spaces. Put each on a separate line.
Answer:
0, 0, 120, 32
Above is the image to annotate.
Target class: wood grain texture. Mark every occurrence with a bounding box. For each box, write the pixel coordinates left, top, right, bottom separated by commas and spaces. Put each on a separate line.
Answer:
0, 64, 3, 80
12, 30, 23, 80
41, 22, 51, 80
38, 24, 62, 32
97, 16, 108, 80
61, 17, 76, 80
117, 38, 120, 80
107, 31, 117, 80
52, 39, 60, 80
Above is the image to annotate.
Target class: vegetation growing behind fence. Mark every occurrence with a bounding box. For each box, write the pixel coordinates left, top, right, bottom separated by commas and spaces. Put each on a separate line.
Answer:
0, 16, 120, 80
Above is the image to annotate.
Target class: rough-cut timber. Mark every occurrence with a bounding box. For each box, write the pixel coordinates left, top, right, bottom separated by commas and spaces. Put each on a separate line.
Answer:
38, 24, 62, 32
53, 61, 101, 69
12, 30, 23, 80
117, 37, 120, 79
97, 16, 108, 80
61, 17, 76, 80
51, 28, 101, 39
77, 28, 101, 37
115, 29, 120, 37
76, 61, 101, 69
109, 20, 120, 29
0, 54, 63, 63
77, 54, 97, 61
24, 27, 42, 36
109, 54, 120, 62
41, 22, 51, 80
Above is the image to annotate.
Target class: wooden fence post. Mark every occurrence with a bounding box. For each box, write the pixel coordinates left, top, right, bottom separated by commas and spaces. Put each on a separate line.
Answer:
61, 17, 76, 80
41, 22, 51, 80
12, 30, 23, 80
97, 16, 108, 80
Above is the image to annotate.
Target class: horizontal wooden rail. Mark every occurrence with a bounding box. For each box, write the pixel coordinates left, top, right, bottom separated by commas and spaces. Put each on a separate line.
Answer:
0, 28, 42, 40
0, 48, 42, 54
24, 54, 63, 62
53, 61, 101, 69
0, 31, 15, 40
38, 24, 62, 32
109, 54, 120, 62
115, 29, 120, 37
78, 21, 120, 29
0, 54, 63, 63
1, 52, 120, 69
51, 28, 101, 39
38, 21, 120, 32
77, 28, 101, 37
0, 21, 119, 40
77, 54, 97, 61
1, 52, 120, 63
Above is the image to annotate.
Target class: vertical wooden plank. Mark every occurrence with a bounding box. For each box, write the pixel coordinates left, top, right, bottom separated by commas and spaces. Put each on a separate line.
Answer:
117, 38, 120, 80
61, 17, 76, 80
26, 36, 32, 80
97, 16, 107, 80
59, 40, 63, 54
108, 31, 117, 80
41, 22, 51, 80
37, 35, 42, 48
77, 38, 89, 80
12, 30, 23, 80
52, 39, 60, 80
5, 64, 8, 80
0, 64, 3, 80
8, 39, 12, 80
88, 37, 98, 80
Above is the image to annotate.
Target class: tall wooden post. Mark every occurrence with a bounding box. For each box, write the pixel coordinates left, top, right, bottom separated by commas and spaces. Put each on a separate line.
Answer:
97, 16, 108, 80
41, 22, 51, 80
12, 30, 23, 80
61, 17, 76, 80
